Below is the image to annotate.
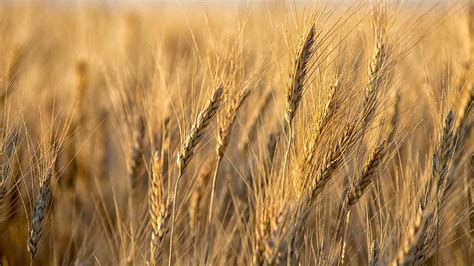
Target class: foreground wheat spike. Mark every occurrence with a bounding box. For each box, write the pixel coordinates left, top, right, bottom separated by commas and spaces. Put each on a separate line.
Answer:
128, 115, 145, 190
432, 111, 454, 197
27, 153, 58, 260
421, 111, 456, 259
292, 125, 357, 250
211, 88, 250, 206
170, 85, 223, 264
203, 87, 251, 259
329, 142, 385, 265
307, 125, 356, 201
149, 151, 171, 265
393, 111, 455, 265
346, 141, 385, 206
284, 25, 315, 130
176, 86, 223, 175
362, 18, 388, 129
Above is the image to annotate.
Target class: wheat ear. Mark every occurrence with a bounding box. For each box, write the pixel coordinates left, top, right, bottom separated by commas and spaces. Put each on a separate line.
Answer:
369, 240, 379, 266
176, 86, 223, 175
27, 153, 58, 261
432, 111, 454, 198
149, 151, 171, 265
362, 18, 388, 130
169, 85, 223, 265
284, 25, 315, 130
346, 141, 385, 206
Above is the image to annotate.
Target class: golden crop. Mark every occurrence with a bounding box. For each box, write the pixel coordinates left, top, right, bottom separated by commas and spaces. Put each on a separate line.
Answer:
0, 1, 472, 265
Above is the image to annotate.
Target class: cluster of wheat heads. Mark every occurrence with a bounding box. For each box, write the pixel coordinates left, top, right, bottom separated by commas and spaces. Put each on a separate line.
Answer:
0, 2, 473, 265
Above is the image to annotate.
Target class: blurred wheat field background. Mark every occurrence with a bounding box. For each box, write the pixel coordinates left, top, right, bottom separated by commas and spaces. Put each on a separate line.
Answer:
0, 1, 473, 265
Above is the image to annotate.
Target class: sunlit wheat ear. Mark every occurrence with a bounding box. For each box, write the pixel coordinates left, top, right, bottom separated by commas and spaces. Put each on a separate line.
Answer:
128, 115, 145, 191
169, 85, 223, 264
207, 88, 251, 225
392, 111, 455, 266
345, 141, 385, 206
27, 154, 58, 261
285, 25, 315, 130
362, 20, 388, 129
149, 151, 171, 265
307, 125, 356, 200
432, 111, 454, 195
293, 125, 357, 242
176, 86, 223, 175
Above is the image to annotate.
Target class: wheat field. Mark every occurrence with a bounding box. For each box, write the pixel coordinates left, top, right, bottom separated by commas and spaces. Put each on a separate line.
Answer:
0, 1, 472, 265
